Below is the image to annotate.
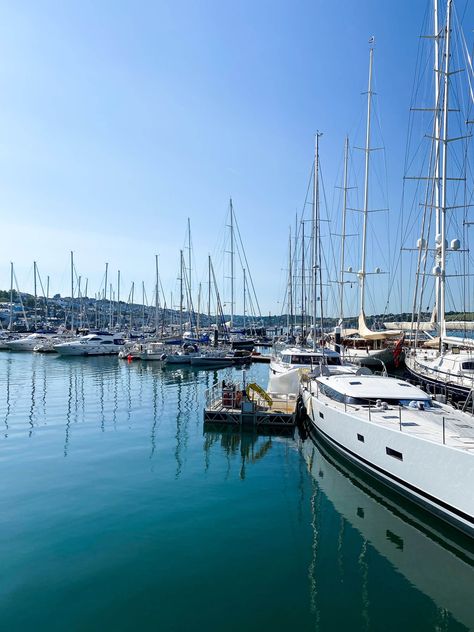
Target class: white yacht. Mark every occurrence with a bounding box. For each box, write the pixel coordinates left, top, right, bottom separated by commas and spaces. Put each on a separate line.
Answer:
54, 332, 125, 356
6, 332, 58, 352
166, 344, 200, 365
406, 345, 474, 402
139, 342, 168, 363
299, 373, 474, 537
268, 346, 362, 397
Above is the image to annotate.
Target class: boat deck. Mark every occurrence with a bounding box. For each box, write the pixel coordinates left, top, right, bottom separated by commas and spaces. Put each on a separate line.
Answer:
303, 384, 474, 451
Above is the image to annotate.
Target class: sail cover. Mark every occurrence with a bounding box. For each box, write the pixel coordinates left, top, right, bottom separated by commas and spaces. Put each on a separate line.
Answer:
358, 311, 401, 341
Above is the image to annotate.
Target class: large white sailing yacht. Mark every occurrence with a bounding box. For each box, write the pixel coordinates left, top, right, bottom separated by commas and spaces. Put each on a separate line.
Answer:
405, 0, 474, 400
299, 23, 474, 539
269, 135, 361, 396
300, 370, 474, 537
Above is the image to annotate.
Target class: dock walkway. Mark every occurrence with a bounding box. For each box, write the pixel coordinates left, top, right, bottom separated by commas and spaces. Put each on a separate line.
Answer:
204, 382, 296, 427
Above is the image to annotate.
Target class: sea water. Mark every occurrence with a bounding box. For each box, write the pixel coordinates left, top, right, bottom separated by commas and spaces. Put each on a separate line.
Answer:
0, 353, 472, 631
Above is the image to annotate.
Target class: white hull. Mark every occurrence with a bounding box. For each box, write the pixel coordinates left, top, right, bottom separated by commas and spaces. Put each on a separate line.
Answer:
342, 346, 396, 367
300, 385, 474, 537
6, 335, 58, 352
56, 346, 122, 356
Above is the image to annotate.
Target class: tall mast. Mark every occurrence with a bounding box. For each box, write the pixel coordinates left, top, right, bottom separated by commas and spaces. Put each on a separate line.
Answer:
288, 227, 293, 334
229, 198, 235, 329
104, 262, 108, 329
301, 220, 305, 334
208, 254, 211, 327
117, 270, 121, 326
33, 261, 37, 330
433, 0, 442, 328
142, 281, 146, 327
70, 251, 74, 331
187, 218, 192, 302
45, 275, 49, 322
155, 254, 159, 332
78, 276, 82, 328
9, 261, 13, 330
129, 282, 134, 331
197, 282, 201, 335
439, 0, 452, 341
339, 136, 350, 324
109, 283, 113, 328
179, 250, 184, 337
243, 268, 247, 331
312, 132, 322, 350
360, 46, 374, 316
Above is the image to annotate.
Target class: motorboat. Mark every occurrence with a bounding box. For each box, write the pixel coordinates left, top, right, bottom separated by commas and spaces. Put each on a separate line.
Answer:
6, 332, 59, 352
139, 342, 168, 363
166, 343, 200, 365
54, 332, 125, 356
268, 345, 362, 397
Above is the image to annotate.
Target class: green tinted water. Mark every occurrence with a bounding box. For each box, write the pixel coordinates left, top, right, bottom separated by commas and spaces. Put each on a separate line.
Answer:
0, 353, 472, 631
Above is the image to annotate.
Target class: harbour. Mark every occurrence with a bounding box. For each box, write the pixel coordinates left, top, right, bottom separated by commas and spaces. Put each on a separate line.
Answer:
0, 352, 473, 631
1, 0, 474, 629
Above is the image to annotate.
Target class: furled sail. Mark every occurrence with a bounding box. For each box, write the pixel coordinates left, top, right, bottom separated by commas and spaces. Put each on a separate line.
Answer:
358, 311, 401, 341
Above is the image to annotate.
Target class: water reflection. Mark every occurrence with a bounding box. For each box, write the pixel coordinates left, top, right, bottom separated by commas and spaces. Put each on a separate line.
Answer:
301, 433, 474, 630
203, 424, 293, 480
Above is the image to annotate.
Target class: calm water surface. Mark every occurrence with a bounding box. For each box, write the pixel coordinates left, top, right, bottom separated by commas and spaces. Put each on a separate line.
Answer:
0, 353, 472, 631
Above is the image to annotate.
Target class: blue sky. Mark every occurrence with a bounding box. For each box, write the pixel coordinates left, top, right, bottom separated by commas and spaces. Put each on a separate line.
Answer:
0, 0, 472, 317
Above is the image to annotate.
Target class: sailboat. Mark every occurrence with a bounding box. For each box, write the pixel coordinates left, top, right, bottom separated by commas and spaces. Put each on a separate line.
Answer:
299, 13, 474, 540
269, 135, 361, 397
335, 46, 401, 368
405, 0, 474, 401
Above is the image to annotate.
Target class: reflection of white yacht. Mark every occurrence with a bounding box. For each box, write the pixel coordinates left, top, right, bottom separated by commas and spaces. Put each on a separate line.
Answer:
268, 346, 362, 396
6, 333, 58, 352
300, 373, 474, 537
54, 332, 125, 356
302, 436, 474, 630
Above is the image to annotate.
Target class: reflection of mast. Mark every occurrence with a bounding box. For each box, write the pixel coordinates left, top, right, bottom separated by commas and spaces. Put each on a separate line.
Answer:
64, 368, 73, 457
28, 360, 36, 437
3, 359, 11, 435
358, 539, 370, 629
308, 474, 321, 627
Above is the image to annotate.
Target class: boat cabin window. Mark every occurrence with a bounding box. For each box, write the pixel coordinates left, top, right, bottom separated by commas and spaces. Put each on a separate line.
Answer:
288, 354, 341, 366
100, 340, 113, 345
461, 361, 474, 371
89, 337, 102, 341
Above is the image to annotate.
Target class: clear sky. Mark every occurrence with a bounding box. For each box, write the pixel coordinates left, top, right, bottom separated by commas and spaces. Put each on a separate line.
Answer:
0, 0, 472, 317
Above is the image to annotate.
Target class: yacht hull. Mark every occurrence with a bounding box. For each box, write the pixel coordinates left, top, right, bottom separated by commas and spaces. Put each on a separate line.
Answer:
300, 388, 474, 538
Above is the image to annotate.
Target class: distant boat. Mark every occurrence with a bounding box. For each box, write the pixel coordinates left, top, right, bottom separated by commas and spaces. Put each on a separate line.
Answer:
6, 332, 58, 352
54, 332, 125, 356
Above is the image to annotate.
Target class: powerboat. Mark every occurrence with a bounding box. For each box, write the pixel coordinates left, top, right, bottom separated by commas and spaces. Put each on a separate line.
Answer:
54, 332, 125, 356
268, 345, 362, 397
6, 332, 58, 352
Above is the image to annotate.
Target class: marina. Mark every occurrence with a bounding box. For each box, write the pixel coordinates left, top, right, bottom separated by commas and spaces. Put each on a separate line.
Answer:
1, 0, 474, 629
0, 353, 472, 631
